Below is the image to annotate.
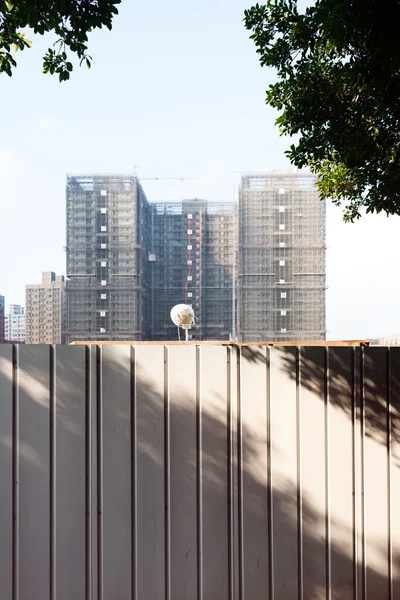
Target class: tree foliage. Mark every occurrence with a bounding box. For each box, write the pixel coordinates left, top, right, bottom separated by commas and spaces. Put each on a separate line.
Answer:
0, 0, 120, 82
244, 0, 400, 221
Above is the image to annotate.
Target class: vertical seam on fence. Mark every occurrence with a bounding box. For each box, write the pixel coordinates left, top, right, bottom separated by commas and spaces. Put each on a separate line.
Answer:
85, 346, 92, 600
164, 346, 171, 600
352, 347, 358, 600
297, 347, 303, 600
387, 347, 393, 600
267, 347, 274, 600
360, 347, 366, 600
325, 347, 331, 600
49, 345, 56, 600
196, 346, 203, 600
12, 344, 19, 600
237, 347, 244, 600
96, 346, 103, 600
227, 347, 234, 600
131, 346, 137, 600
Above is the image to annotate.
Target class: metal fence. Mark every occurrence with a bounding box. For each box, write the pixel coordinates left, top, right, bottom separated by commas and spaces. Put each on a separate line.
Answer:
0, 344, 399, 599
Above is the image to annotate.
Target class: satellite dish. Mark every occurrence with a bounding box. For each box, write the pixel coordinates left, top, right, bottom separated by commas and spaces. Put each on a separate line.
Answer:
170, 304, 195, 341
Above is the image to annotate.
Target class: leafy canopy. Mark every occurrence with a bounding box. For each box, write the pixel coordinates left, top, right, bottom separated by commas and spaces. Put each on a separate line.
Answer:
244, 0, 400, 221
0, 0, 121, 82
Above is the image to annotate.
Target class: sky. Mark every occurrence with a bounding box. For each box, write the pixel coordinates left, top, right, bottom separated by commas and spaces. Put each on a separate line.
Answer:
0, 0, 399, 340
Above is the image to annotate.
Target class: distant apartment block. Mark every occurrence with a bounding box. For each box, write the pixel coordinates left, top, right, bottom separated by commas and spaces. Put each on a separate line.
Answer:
372, 334, 400, 345
5, 304, 25, 342
66, 175, 150, 343
25, 272, 66, 344
0, 295, 4, 343
238, 172, 326, 342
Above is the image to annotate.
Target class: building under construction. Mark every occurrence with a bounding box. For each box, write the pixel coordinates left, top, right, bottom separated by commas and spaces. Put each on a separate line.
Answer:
238, 172, 326, 342
149, 200, 236, 340
66, 171, 325, 343
66, 175, 151, 343
66, 175, 236, 342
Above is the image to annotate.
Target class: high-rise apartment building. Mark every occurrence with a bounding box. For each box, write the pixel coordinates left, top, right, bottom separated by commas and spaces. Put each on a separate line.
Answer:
0, 295, 4, 343
149, 200, 236, 340
65, 171, 325, 343
25, 272, 66, 344
5, 304, 25, 342
66, 175, 150, 343
238, 172, 326, 342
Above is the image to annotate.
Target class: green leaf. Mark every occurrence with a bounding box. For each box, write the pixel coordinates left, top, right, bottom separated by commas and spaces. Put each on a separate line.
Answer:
1, 0, 120, 82
245, 0, 400, 219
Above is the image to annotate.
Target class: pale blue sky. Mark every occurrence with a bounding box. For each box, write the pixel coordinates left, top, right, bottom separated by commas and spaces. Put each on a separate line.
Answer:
1, 0, 399, 339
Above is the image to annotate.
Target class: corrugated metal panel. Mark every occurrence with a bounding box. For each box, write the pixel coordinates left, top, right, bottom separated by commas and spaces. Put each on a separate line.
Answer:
0, 344, 13, 600
0, 345, 399, 599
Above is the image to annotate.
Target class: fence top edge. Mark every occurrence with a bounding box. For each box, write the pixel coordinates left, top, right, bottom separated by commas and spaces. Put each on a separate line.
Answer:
66, 339, 371, 347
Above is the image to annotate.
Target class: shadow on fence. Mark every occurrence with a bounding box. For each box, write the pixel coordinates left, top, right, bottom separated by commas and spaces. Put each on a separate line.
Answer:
0, 344, 398, 599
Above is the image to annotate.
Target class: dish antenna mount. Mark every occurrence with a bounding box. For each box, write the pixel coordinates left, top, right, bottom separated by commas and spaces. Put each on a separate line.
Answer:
170, 304, 195, 341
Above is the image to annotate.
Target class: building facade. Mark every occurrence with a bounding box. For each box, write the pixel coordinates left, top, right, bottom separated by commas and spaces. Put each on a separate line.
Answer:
66, 175, 151, 343
149, 200, 236, 340
0, 295, 4, 343
65, 171, 325, 343
25, 272, 66, 344
5, 304, 25, 342
238, 172, 326, 342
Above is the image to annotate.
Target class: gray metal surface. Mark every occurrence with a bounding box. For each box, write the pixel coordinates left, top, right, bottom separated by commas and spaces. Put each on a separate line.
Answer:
0, 345, 399, 599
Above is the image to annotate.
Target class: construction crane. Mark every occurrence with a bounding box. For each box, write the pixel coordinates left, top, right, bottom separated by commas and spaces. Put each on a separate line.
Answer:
132, 165, 214, 182
228, 167, 298, 174
139, 175, 214, 183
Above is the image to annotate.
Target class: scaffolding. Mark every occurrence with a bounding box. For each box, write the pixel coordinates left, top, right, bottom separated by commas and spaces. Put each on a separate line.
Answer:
149, 200, 237, 341
65, 171, 325, 343
238, 172, 326, 342
66, 175, 150, 343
